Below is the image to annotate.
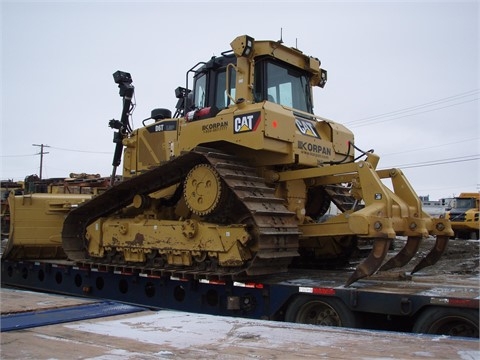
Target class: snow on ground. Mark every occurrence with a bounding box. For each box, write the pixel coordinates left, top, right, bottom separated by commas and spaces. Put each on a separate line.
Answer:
63, 310, 480, 359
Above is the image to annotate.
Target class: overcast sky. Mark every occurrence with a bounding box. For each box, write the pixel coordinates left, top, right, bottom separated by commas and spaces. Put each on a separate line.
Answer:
1, 0, 478, 200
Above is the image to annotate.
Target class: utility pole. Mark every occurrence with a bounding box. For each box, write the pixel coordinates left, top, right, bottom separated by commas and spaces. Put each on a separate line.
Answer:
32, 144, 50, 179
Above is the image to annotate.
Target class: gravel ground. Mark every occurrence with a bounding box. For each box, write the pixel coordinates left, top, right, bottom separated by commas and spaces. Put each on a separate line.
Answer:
388, 236, 479, 276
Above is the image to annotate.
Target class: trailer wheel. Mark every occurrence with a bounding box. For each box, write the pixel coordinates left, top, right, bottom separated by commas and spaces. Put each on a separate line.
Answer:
413, 307, 479, 338
285, 295, 359, 328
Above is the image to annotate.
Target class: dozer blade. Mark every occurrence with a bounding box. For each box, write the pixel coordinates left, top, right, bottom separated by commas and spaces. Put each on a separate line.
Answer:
411, 235, 449, 274
345, 238, 392, 287
379, 236, 422, 272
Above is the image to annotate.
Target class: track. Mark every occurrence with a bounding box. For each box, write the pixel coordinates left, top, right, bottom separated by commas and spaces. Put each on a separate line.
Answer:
62, 147, 300, 279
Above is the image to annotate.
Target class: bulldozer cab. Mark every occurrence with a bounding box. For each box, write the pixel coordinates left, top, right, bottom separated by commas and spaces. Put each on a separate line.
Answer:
185, 49, 318, 116
123, 35, 350, 177
188, 54, 237, 112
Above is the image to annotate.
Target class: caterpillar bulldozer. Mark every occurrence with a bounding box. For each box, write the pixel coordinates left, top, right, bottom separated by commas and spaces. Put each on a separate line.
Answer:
3, 35, 453, 286
1, 180, 23, 239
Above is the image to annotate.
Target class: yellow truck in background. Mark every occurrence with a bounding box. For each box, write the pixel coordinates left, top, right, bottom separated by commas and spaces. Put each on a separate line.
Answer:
446, 192, 479, 240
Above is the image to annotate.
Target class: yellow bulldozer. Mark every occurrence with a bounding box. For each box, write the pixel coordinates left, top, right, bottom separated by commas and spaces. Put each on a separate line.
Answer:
3, 35, 453, 285
1, 180, 23, 239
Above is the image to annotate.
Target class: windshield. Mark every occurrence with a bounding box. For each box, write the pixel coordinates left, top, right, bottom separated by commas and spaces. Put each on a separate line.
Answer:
454, 198, 476, 209
255, 59, 312, 113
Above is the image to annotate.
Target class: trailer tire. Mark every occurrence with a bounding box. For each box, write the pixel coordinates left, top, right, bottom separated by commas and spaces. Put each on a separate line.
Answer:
413, 307, 479, 338
285, 295, 359, 328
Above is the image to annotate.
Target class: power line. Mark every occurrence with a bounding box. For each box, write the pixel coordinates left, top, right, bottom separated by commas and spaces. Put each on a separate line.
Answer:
346, 89, 479, 125
344, 89, 479, 127
389, 154, 479, 169
1, 147, 112, 157
415, 183, 479, 197
0, 153, 37, 158
347, 89, 479, 123
381, 137, 479, 157
49, 146, 111, 154
349, 98, 479, 128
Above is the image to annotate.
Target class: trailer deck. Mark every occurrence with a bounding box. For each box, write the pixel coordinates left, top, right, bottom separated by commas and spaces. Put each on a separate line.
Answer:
1, 287, 479, 359
2, 257, 478, 338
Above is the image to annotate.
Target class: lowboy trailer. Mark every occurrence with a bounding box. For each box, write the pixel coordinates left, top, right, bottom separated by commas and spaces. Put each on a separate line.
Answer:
2, 257, 478, 338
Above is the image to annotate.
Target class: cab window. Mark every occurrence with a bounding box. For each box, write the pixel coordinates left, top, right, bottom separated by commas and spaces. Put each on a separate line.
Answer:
255, 59, 312, 113
194, 73, 206, 108
214, 68, 236, 109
